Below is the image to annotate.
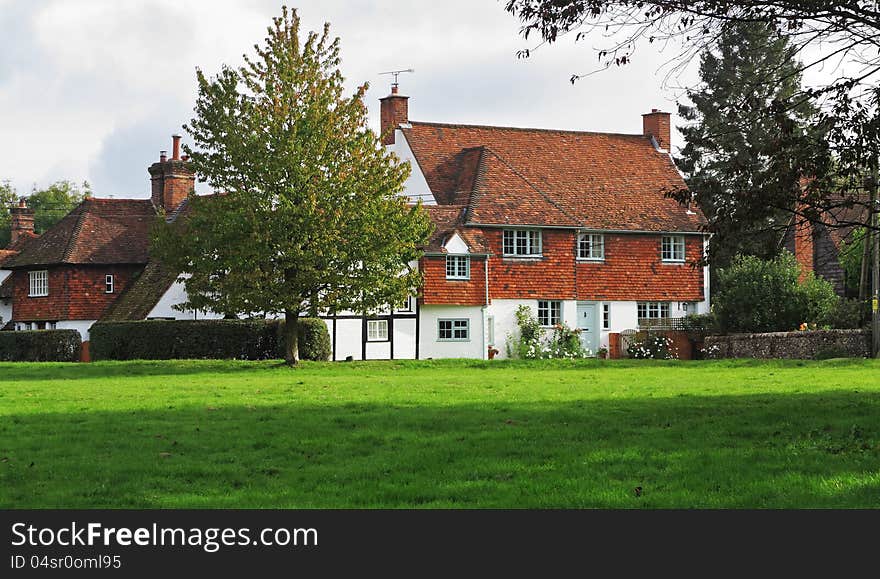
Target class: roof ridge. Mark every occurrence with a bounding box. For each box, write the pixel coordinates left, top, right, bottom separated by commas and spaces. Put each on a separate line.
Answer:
61, 200, 90, 263
408, 120, 648, 140
477, 147, 579, 225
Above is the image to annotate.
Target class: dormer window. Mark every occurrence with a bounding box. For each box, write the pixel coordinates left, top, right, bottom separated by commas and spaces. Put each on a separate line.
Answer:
105, 274, 115, 294
503, 229, 542, 257
446, 255, 470, 280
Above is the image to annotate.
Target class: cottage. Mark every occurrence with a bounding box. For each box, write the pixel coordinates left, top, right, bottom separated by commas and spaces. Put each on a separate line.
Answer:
1, 88, 710, 359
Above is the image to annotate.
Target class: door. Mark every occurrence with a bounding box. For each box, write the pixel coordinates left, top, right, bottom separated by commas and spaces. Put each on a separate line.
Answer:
577, 302, 598, 356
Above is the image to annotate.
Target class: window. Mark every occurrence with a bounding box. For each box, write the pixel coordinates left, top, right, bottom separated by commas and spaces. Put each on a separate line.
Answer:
367, 319, 388, 341
637, 302, 670, 320
578, 233, 605, 260
445, 255, 470, 279
537, 300, 562, 326
28, 270, 48, 297
396, 296, 415, 313
438, 319, 470, 341
602, 304, 611, 330
503, 229, 542, 256
661, 235, 686, 262
105, 274, 114, 294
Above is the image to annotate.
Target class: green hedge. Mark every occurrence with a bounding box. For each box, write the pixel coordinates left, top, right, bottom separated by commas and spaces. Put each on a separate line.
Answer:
0, 330, 82, 362
90, 318, 331, 361
296, 318, 332, 361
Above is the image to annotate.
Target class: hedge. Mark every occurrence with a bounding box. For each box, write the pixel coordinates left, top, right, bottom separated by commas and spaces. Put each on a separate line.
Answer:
89, 318, 331, 361
0, 330, 82, 362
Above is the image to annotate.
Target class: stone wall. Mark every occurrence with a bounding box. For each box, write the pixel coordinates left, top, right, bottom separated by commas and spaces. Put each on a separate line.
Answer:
705, 329, 871, 359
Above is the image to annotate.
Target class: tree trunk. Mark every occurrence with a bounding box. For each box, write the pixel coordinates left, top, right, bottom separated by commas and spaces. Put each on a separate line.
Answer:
284, 309, 300, 367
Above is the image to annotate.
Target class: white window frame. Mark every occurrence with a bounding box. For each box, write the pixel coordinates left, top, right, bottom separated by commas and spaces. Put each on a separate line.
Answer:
105, 274, 115, 294
28, 270, 48, 297
366, 319, 389, 342
445, 255, 470, 280
503, 229, 542, 257
438, 318, 470, 341
537, 300, 562, 327
602, 303, 611, 330
661, 235, 686, 263
637, 302, 670, 321
396, 296, 415, 313
577, 233, 605, 261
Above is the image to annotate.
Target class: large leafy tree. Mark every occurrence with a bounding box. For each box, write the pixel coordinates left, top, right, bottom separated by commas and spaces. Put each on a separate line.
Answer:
153, 7, 432, 365
675, 22, 818, 268
504, 1, 880, 236
0, 180, 89, 247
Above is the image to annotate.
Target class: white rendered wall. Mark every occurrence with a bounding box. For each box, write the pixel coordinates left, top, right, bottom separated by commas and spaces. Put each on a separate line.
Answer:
419, 305, 485, 359
486, 299, 578, 359
392, 317, 417, 360
0, 300, 11, 327
56, 320, 97, 341
388, 129, 436, 205
147, 278, 225, 320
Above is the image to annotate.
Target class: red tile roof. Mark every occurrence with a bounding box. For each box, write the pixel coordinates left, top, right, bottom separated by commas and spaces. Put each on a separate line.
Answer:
424, 205, 489, 254
401, 121, 705, 232
2, 198, 156, 268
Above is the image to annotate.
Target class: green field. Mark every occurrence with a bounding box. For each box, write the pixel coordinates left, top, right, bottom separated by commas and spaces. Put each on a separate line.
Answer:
1, 358, 879, 508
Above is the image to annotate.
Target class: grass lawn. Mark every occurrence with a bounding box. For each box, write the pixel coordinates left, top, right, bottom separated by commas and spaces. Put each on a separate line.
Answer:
1, 358, 879, 508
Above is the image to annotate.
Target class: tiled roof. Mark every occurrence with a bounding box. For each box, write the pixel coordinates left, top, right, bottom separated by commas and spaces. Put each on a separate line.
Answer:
0, 276, 11, 299
424, 205, 489, 254
99, 259, 180, 321
2, 198, 156, 268
401, 121, 705, 232
0, 249, 17, 267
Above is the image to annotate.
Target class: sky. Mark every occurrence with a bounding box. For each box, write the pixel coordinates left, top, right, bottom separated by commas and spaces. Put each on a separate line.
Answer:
0, 0, 701, 198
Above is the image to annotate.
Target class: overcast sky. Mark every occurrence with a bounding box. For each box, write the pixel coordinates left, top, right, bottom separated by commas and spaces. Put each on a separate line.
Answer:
0, 0, 700, 197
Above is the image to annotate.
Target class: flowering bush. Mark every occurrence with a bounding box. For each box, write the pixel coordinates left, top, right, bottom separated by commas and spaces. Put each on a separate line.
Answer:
507, 306, 591, 359
700, 343, 721, 359
627, 333, 677, 359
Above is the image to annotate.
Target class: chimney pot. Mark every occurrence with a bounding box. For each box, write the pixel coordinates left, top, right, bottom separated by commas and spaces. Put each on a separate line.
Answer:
160, 150, 168, 163
172, 134, 182, 160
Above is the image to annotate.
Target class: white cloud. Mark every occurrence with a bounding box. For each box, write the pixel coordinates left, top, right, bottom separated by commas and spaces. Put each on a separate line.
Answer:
0, 0, 698, 197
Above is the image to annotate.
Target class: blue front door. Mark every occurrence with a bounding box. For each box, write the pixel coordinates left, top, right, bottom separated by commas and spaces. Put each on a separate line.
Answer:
577, 302, 598, 356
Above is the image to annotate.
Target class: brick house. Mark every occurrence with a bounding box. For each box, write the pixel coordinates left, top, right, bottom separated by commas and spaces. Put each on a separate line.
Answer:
381, 87, 709, 358
0, 136, 212, 340
2, 90, 710, 359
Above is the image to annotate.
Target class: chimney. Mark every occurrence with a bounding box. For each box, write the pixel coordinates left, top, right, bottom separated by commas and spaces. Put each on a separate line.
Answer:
793, 216, 815, 281
149, 135, 195, 213
9, 198, 35, 245
642, 109, 671, 151
379, 85, 409, 146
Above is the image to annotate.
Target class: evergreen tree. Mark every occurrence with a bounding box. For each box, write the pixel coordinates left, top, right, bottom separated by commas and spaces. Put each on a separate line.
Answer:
675, 22, 818, 267
153, 7, 432, 365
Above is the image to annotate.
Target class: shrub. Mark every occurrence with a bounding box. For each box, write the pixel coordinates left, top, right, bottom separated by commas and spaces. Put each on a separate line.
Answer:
0, 330, 81, 362
290, 318, 331, 361
90, 318, 333, 361
680, 313, 719, 335
507, 305, 545, 359
714, 253, 839, 333
506, 306, 590, 359
818, 298, 867, 329
91, 320, 280, 360
626, 332, 677, 359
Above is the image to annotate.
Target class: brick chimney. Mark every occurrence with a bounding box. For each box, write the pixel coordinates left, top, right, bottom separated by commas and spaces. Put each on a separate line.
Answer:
9, 198, 35, 245
793, 217, 815, 281
148, 134, 195, 213
380, 85, 409, 146
642, 109, 671, 151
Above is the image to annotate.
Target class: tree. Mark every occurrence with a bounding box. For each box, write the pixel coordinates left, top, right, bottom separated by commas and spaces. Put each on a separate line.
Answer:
0, 180, 89, 247
152, 7, 432, 366
0, 181, 16, 247
675, 22, 818, 269
714, 253, 838, 334
504, 1, 880, 238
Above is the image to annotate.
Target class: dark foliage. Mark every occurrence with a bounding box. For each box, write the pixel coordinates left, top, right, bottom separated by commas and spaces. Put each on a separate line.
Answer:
0, 330, 81, 362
